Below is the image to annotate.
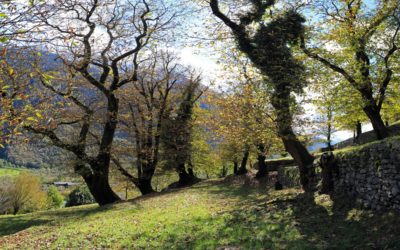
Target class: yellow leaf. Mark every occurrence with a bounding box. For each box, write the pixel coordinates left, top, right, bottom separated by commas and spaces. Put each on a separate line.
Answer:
27, 117, 37, 122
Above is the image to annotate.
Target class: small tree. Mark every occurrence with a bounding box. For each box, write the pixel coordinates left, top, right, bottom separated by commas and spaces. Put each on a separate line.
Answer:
7, 172, 47, 214
161, 77, 204, 187
47, 186, 64, 209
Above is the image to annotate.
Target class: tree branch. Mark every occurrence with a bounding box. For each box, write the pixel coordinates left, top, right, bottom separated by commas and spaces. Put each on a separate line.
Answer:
300, 36, 358, 86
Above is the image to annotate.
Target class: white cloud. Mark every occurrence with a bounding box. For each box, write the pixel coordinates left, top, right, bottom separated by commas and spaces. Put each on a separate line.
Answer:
179, 47, 222, 86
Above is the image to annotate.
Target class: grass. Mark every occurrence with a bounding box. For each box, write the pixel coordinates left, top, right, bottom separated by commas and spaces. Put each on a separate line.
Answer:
334, 135, 400, 155
1, 179, 400, 249
0, 168, 23, 177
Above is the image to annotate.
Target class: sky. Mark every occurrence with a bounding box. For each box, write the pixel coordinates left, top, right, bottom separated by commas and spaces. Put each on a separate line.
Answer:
179, 47, 221, 84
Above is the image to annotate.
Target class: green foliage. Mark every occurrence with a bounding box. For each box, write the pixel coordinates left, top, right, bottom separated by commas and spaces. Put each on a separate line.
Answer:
67, 186, 95, 207
303, 0, 400, 134
47, 186, 64, 209
190, 105, 223, 178
279, 166, 301, 188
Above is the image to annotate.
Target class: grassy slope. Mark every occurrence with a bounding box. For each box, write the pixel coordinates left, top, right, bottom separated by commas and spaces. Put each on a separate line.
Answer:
0, 168, 22, 177
1, 180, 400, 250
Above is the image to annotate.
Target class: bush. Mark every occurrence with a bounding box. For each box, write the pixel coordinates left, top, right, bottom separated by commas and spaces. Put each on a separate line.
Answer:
47, 186, 65, 209
0, 177, 12, 214
0, 172, 48, 214
277, 166, 301, 188
67, 185, 95, 207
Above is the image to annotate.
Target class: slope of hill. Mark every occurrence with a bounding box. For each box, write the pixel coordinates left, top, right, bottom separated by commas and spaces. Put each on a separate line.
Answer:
334, 123, 400, 149
1, 180, 399, 249
0, 168, 22, 177
0, 159, 25, 177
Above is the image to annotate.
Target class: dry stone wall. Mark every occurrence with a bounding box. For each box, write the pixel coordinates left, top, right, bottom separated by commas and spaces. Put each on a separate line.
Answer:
333, 137, 400, 210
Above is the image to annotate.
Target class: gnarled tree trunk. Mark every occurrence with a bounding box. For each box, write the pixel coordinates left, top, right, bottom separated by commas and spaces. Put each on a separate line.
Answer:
237, 149, 249, 175
272, 91, 315, 191
363, 104, 389, 140
318, 152, 338, 194
233, 161, 238, 175
136, 163, 156, 195
177, 163, 199, 187
255, 144, 268, 178
83, 169, 120, 206
137, 178, 155, 195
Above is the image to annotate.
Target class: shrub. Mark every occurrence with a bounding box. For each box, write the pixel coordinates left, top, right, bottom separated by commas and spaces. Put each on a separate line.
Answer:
277, 166, 301, 188
0, 172, 48, 214
67, 185, 95, 207
0, 176, 12, 214
47, 186, 65, 209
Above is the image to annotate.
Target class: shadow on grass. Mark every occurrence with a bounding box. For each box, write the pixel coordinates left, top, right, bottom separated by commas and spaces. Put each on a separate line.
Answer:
0, 216, 49, 237
0, 204, 118, 237
289, 192, 400, 249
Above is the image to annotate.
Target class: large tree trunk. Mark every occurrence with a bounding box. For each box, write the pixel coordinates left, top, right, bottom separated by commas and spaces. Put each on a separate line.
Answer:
233, 161, 238, 175
137, 178, 155, 195
272, 89, 316, 192
363, 104, 389, 140
255, 144, 268, 178
83, 171, 120, 206
137, 162, 156, 195
326, 108, 333, 151
280, 133, 315, 191
237, 150, 249, 175
318, 152, 338, 194
177, 163, 198, 186
188, 167, 195, 178
82, 94, 121, 205
12, 206, 19, 215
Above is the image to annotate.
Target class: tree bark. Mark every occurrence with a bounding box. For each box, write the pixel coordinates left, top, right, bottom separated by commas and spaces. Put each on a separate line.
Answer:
272, 89, 316, 192
83, 171, 120, 206
12, 206, 19, 215
136, 162, 156, 195
188, 167, 195, 178
319, 152, 338, 194
177, 163, 198, 186
137, 178, 155, 195
233, 161, 238, 175
237, 150, 249, 175
255, 144, 268, 178
363, 104, 389, 140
